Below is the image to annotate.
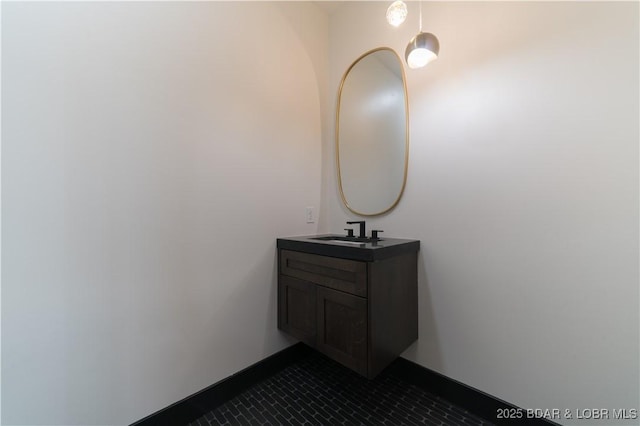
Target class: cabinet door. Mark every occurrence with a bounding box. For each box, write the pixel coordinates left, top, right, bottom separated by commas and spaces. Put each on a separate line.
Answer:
278, 276, 316, 346
316, 287, 367, 376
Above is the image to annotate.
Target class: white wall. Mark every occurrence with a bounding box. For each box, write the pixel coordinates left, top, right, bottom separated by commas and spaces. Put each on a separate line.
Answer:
324, 2, 638, 425
1, 2, 327, 425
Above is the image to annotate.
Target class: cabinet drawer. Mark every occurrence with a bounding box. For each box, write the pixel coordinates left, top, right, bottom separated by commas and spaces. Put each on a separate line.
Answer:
280, 249, 367, 297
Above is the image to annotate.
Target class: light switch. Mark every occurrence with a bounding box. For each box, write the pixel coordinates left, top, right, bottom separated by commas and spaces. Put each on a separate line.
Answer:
305, 207, 315, 223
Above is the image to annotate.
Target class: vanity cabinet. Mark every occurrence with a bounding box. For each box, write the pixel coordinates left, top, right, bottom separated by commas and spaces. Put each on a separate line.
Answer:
277, 237, 419, 379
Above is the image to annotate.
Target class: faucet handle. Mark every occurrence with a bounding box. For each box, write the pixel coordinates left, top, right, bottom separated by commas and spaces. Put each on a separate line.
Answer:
344, 228, 354, 237
371, 230, 384, 240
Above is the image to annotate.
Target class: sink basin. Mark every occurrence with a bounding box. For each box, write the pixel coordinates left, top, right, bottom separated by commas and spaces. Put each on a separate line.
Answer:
311, 235, 381, 243
318, 239, 366, 245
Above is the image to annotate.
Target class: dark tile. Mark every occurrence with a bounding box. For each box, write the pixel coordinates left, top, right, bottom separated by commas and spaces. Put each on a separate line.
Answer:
189, 352, 494, 426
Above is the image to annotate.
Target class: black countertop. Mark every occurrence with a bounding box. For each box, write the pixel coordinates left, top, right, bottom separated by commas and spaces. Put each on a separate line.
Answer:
277, 234, 420, 262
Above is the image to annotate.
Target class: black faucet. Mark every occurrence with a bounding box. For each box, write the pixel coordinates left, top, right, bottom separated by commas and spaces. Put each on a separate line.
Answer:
346, 221, 366, 239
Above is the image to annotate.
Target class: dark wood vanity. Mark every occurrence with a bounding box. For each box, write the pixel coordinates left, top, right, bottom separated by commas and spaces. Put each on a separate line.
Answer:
277, 235, 419, 379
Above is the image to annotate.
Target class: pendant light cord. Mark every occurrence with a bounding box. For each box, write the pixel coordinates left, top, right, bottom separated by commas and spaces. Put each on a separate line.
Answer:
419, 1, 423, 32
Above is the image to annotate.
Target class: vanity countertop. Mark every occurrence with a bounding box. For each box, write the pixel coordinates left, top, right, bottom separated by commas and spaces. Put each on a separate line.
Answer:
277, 234, 420, 262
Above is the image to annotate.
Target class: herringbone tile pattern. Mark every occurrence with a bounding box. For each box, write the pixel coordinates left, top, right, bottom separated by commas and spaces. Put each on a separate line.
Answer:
189, 352, 494, 426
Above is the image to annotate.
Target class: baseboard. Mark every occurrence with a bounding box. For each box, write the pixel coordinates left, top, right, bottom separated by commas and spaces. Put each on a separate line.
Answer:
130, 343, 312, 426
392, 357, 561, 426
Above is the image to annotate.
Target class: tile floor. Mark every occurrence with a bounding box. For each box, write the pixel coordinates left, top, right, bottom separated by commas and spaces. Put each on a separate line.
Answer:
188, 351, 494, 426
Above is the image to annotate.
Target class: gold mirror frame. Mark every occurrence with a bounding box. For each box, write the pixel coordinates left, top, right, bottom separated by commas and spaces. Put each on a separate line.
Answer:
336, 47, 410, 217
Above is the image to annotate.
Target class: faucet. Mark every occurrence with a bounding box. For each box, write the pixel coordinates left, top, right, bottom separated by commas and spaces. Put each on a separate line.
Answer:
346, 221, 366, 239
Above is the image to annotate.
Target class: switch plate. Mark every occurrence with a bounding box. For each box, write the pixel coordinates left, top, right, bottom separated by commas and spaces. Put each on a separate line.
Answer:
305, 207, 315, 223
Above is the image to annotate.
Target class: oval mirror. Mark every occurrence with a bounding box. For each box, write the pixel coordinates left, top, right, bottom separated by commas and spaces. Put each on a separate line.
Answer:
337, 47, 409, 216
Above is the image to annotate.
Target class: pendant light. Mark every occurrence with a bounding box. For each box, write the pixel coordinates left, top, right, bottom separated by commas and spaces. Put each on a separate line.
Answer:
386, 1, 408, 27
405, 2, 439, 69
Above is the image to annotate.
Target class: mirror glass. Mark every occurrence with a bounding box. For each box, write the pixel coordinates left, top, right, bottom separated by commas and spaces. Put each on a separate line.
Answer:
337, 47, 409, 216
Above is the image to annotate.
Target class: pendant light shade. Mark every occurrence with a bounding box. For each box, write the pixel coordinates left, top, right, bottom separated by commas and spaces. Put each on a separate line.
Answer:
405, 32, 439, 69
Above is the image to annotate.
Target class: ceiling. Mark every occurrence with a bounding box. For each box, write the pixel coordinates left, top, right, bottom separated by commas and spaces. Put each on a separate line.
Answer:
313, 1, 346, 16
